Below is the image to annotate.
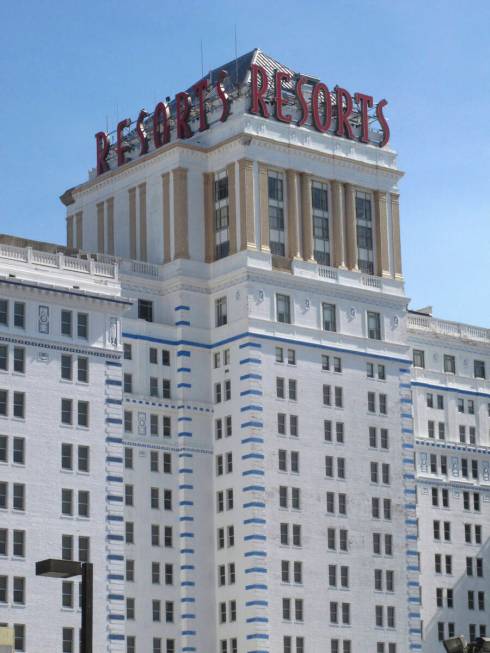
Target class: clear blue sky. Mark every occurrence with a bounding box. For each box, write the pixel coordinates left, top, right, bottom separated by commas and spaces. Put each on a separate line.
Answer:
1, 1, 489, 326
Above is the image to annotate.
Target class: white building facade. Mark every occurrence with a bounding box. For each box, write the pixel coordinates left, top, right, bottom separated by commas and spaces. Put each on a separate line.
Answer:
0, 49, 487, 653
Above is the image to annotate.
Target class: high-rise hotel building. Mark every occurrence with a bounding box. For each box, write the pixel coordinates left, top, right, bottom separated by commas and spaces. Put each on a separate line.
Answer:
0, 49, 488, 653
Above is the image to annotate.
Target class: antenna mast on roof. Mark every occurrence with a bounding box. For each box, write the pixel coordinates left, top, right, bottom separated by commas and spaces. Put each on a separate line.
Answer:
234, 24, 238, 86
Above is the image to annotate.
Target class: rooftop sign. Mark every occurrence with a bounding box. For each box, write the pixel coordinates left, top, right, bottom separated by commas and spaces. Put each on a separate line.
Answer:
95, 63, 390, 176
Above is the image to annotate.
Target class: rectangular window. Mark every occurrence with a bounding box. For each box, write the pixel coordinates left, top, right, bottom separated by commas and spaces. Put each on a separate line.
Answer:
124, 343, 132, 359
444, 354, 456, 374
61, 399, 72, 425
214, 173, 230, 259
367, 311, 381, 340
322, 303, 337, 332
13, 302, 25, 328
356, 191, 374, 274
0, 346, 7, 371
77, 313, 88, 339
78, 401, 89, 427
0, 300, 8, 326
268, 171, 285, 256
413, 349, 425, 368
215, 297, 228, 327
61, 355, 72, 380
138, 299, 153, 322
13, 347, 25, 374
13, 392, 25, 419
474, 360, 486, 379
124, 374, 133, 394
312, 181, 330, 265
276, 293, 291, 324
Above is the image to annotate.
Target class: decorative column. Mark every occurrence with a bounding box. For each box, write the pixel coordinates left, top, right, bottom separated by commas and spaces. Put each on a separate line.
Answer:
287, 169, 301, 260
374, 191, 390, 278
391, 193, 403, 280
203, 172, 214, 262
226, 163, 237, 255
66, 215, 74, 249
258, 164, 270, 253
239, 159, 256, 250
344, 183, 358, 271
161, 173, 171, 263
107, 197, 115, 256
97, 202, 105, 253
75, 212, 83, 249
173, 167, 189, 260
330, 180, 346, 268
138, 183, 147, 262
301, 173, 314, 262
128, 188, 137, 260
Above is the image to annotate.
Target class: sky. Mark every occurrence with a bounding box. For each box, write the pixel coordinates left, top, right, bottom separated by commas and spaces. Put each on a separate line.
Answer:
1, 0, 489, 326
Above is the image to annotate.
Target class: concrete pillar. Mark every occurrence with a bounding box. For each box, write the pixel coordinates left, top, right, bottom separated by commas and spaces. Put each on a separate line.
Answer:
75, 212, 83, 249
128, 188, 137, 260
287, 169, 301, 260
97, 202, 104, 254
301, 173, 314, 262
374, 191, 390, 278
107, 197, 115, 256
391, 192, 403, 280
173, 168, 189, 260
331, 181, 346, 268
344, 183, 358, 271
139, 183, 147, 262
226, 163, 237, 255
258, 164, 270, 252
203, 172, 214, 263
66, 216, 74, 249
239, 159, 256, 250
162, 173, 171, 263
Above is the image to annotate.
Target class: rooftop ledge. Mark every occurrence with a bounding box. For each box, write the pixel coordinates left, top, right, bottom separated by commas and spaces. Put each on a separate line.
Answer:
0, 242, 118, 280
408, 313, 490, 344
95, 249, 405, 297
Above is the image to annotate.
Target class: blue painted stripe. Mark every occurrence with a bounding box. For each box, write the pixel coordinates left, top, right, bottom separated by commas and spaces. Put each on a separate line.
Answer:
106, 494, 123, 502
240, 357, 261, 365
247, 617, 269, 623
240, 373, 262, 381
412, 380, 490, 399
243, 469, 265, 476
244, 534, 267, 541
179, 516, 194, 522
241, 405, 263, 413
246, 600, 268, 607
179, 468, 193, 474
178, 416, 192, 422
244, 517, 266, 525
106, 436, 123, 444
108, 613, 125, 620
106, 417, 122, 424
179, 432, 193, 438
181, 613, 195, 619
243, 501, 266, 508
401, 412, 412, 419
177, 350, 191, 357
175, 305, 190, 311
107, 593, 124, 600
245, 550, 267, 557
180, 500, 194, 507
181, 581, 195, 587
106, 361, 122, 367
106, 475, 123, 482
180, 548, 194, 554
402, 428, 414, 434
241, 421, 263, 428
179, 484, 194, 490
180, 532, 195, 538
247, 633, 269, 640
243, 485, 265, 492
175, 320, 191, 327
108, 634, 125, 641
107, 554, 124, 561
241, 389, 263, 397
181, 564, 195, 571
106, 379, 122, 386
106, 398, 122, 405
242, 453, 264, 460
122, 330, 411, 363
107, 574, 124, 581
245, 584, 268, 591
107, 515, 124, 522
177, 367, 191, 373
178, 382, 192, 388
181, 597, 196, 603
241, 437, 264, 444
107, 534, 124, 541
245, 567, 267, 574
106, 456, 123, 463
239, 342, 262, 349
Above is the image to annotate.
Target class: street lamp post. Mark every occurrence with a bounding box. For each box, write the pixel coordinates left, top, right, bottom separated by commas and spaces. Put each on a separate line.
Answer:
35, 559, 93, 653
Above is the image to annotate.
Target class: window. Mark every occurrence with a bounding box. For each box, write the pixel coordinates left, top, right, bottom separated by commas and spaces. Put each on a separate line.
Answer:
62, 628, 74, 653
268, 171, 285, 256
312, 180, 330, 265
367, 311, 381, 340
13, 392, 25, 419
13, 577, 24, 604
0, 300, 7, 326
356, 191, 374, 274
288, 379, 297, 401
0, 346, 7, 371
276, 294, 291, 324
13, 438, 25, 465
322, 303, 337, 332
124, 343, 132, 360
13, 347, 25, 374
474, 360, 486, 379
138, 299, 153, 322
214, 172, 230, 259
61, 355, 72, 380
215, 297, 227, 327
13, 303, 25, 328
413, 349, 425, 368
77, 313, 88, 339
162, 379, 171, 399
78, 490, 89, 517
124, 374, 133, 394
444, 354, 456, 374
124, 411, 133, 433
78, 401, 89, 427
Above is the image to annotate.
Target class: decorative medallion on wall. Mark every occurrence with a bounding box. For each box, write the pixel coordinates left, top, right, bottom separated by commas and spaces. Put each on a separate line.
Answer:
38, 305, 49, 334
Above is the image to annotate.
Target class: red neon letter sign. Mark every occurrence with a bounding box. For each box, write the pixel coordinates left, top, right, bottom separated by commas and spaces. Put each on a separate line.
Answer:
116, 118, 131, 167
274, 71, 292, 123
376, 99, 390, 147
136, 109, 149, 155
296, 75, 309, 127
193, 79, 209, 132
153, 102, 170, 148
335, 87, 354, 139
354, 92, 373, 144
250, 64, 269, 118
311, 82, 331, 133
95, 131, 110, 175
216, 69, 231, 122
175, 92, 193, 139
